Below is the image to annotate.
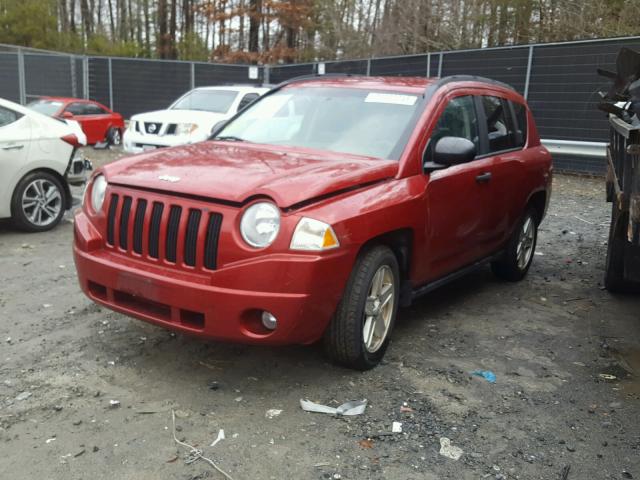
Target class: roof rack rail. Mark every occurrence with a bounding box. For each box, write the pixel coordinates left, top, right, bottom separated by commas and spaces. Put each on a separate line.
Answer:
433, 75, 515, 91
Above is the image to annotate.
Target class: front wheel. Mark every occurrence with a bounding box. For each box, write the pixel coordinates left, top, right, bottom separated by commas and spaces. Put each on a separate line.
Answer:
491, 208, 538, 281
324, 245, 400, 370
11, 171, 66, 232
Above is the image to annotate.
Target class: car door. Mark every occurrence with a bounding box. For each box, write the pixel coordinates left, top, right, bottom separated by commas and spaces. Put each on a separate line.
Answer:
80, 102, 110, 143
421, 94, 498, 281
476, 95, 528, 249
0, 106, 31, 215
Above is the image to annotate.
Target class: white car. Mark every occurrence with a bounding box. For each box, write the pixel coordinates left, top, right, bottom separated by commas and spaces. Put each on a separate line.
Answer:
123, 85, 269, 153
0, 97, 89, 232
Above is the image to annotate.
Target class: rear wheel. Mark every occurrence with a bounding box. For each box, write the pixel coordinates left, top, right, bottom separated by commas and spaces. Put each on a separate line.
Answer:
107, 127, 122, 146
11, 171, 65, 232
324, 245, 400, 370
604, 202, 640, 293
491, 208, 538, 281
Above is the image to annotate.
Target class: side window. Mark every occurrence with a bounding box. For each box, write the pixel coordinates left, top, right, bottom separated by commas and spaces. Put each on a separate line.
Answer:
84, 103, 107, 115
482, 96, 517, 153
65, 103, 87, 115
429, 95, 479, 155
511, 101, 528, 148
237, 93, 259, 112
0, 106, 21, 127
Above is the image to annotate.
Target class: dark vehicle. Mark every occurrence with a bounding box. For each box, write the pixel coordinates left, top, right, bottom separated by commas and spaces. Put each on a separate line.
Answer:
598, 48, 640, 292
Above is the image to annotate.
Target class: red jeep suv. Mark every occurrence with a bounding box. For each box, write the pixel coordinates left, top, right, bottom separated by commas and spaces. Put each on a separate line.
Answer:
73, 75, 552, 370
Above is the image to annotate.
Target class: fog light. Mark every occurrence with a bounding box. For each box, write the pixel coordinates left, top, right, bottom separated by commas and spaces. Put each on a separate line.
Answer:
261, 311, 277, 330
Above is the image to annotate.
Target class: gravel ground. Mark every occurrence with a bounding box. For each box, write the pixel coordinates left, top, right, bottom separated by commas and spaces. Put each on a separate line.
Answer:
1, 146, 639, 480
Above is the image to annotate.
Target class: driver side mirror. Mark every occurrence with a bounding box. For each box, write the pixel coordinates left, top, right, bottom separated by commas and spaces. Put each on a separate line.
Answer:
61, 111, 74, 119
424, 136, 476, 172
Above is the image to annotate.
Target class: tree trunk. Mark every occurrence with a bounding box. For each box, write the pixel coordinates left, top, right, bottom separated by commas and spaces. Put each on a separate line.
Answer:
248, 0, 261, 53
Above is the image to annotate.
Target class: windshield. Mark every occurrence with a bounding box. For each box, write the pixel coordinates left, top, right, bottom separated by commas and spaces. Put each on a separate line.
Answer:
171, 90, 238, 113
28, 100, 63, 116
215, 87, 420, 160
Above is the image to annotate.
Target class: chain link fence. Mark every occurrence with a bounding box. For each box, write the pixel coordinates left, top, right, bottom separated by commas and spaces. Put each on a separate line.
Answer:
2, 37, 640, 173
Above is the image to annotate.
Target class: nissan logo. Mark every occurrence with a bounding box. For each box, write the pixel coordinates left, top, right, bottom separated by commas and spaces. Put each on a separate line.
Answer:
148, 124, 157, 133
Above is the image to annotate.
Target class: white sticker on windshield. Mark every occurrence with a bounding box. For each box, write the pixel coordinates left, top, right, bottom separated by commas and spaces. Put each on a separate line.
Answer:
365, 93, 417, 106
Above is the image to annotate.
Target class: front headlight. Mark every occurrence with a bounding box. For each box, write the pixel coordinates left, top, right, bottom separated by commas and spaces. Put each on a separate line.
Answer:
88, 174, 107, 213
128, 120, 137, 132
290, 217, 339, 251
176, 123, 198, 135
240, 202, 280, 248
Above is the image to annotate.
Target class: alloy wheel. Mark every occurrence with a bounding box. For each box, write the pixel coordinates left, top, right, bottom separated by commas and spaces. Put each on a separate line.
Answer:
21, 179, 62, 227
516, 216, 535, 270
363, 265, 395, 353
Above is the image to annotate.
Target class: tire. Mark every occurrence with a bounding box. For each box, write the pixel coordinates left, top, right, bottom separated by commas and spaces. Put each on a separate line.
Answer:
11, 171, 66, 232
491, 208, 538, 281
107, 127, 122, 146
604, 202, 640, 293
324, 245, 400, 370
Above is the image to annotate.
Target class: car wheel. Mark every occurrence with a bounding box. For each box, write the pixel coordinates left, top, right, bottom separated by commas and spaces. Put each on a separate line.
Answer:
491, 208, 538, 281
324, 245, 400, 370
107, 127, 122, 146
11, 171, 66, 232
604, 202, 640, 293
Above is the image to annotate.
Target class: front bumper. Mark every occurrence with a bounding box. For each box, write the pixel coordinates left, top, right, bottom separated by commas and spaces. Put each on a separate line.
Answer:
73, 210, 352, 345
123, 129, 207, 154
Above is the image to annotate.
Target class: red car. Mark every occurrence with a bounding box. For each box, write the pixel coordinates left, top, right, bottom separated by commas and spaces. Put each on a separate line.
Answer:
73, 75, 552, 369
28, 97, 125, 145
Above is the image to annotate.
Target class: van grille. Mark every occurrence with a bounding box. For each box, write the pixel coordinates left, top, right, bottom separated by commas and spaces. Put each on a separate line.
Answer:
106, 194, 222, 270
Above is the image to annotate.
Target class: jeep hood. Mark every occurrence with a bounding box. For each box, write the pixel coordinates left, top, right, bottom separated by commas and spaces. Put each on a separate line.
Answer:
103, 141, 398, 208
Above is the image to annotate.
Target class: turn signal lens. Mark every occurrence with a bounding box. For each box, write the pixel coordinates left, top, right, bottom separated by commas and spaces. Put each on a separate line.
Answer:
290, 217, 340, 251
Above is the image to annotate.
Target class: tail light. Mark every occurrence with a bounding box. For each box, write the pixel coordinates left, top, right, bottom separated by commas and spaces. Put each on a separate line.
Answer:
61, 134, 81, 147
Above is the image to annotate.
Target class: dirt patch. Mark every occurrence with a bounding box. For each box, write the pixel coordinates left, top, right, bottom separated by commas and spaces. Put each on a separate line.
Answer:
1, 152, 639, 479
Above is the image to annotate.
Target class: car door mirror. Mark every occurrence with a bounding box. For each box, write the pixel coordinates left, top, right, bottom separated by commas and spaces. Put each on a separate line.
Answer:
61, 111, 74, 119
425, 136, 476, 173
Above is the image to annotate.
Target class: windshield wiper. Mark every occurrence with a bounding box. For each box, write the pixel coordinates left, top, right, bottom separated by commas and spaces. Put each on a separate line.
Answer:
215, 135, 247, 142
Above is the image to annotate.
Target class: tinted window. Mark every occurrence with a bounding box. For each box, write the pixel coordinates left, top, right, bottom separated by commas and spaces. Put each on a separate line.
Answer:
65, 103, 87, 115
84, 103, 107, 115
482, 96, 517, 153
511, 101, 528, 147
237, 93, 259, 112
431, 95, 479, 150
0, 106, 21, 127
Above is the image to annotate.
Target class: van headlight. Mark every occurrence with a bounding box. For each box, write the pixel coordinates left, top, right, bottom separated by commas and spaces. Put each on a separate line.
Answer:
88, 174, 107, 213
240, 202, 280, 248
290, 217, 339, 251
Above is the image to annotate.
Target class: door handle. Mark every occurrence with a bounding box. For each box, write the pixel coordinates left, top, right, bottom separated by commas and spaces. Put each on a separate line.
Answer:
2, 144, 24, 151
476, 172, 492, 183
